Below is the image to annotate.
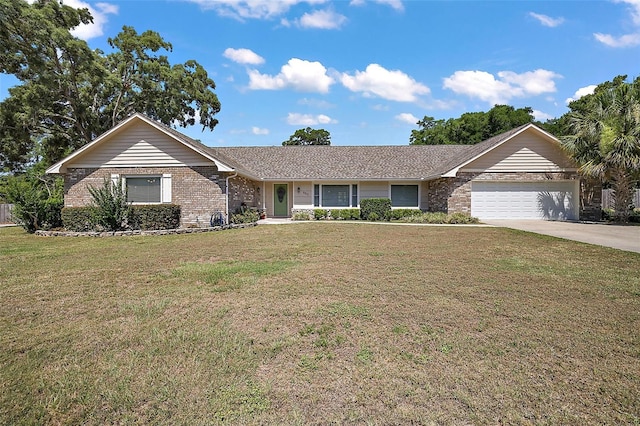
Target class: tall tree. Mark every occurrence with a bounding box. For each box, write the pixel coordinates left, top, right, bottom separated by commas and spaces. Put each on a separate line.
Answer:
410, 105, 535, 145
282, 127, 331, 146
0, 0, 221, 172
561, 76, 640, 222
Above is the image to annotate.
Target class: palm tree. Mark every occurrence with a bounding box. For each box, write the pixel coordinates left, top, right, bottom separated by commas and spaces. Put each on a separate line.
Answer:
562, 78, 640, 222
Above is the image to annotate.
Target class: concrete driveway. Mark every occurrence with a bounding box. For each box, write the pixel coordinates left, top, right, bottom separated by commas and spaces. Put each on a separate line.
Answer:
483, 220, 640, 253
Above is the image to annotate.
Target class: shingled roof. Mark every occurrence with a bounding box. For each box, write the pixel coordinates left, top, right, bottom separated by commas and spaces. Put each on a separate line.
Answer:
207, 123, 538, 181
48, 112, 549, 181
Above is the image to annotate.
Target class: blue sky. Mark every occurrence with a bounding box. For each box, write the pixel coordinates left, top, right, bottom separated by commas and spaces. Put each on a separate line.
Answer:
2, 0, 639, 146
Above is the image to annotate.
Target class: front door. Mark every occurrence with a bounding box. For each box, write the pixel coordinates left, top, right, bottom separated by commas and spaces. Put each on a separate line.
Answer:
274, 184, 288, 217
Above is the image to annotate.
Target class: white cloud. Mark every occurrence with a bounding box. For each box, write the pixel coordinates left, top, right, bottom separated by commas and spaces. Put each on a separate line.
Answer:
395, 113, 419, 125
443, 69, 562, 105
350, 0, 404, 11
618, 0, 640, 25
565, 85, 597, 104
287, 113, 337, 126
532, 110, 553, 122
594, 32, 640, 47
594, 0, 640, 47
223, 48, 265, 65
529, 12, 564, 27
498, 70, 561, 96
296, 9, 348, 29
340, 64, 430, 102
248, 58, 334, 93
298, 98, 335, 108
63, 0, 118, 40
185, 0, 328, 20
252, 126, 269, 135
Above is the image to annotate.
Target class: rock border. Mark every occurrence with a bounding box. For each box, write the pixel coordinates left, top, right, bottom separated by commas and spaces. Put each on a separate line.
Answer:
34, 223, 256, 237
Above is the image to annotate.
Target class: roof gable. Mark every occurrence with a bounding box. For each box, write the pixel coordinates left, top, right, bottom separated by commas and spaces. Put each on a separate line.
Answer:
46, 114, 234, 174
441, 123, 572, 177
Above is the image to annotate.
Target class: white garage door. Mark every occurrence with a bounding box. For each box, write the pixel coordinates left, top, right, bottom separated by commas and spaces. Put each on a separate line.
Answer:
471, 181, 578, 220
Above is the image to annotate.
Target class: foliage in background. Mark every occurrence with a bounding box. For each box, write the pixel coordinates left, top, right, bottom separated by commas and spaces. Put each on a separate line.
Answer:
88, 178, 132, 231
282, 127, 331, 146
560, 76, 640, 222
0, 169, 63, 233
409, 105, 535, 145
0, 0, 221, 172
360, 198, 392, 221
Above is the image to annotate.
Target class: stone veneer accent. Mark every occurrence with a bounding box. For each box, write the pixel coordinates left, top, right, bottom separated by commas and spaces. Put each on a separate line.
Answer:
64, 166, 230, 227
426, 172, 598, 220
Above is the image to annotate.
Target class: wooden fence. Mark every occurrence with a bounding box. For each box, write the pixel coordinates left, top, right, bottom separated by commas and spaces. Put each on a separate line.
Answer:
0, 204, 13, 224
602, 189, 640, 210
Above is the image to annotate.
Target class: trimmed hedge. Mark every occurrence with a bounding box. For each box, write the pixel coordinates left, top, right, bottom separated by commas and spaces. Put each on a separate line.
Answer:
132, 204, 181, 230
329, 208, 360, 220
62, 206, 96, 232
62, 204, 181, 231
389, 208, 423, 221
360, 198, 391, 221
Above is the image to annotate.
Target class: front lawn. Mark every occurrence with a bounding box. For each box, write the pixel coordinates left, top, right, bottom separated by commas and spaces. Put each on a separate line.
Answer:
1, 224, 638, 424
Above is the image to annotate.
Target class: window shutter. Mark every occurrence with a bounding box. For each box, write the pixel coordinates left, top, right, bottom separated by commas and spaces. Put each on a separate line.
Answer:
111, 174, 120, 188
161, 174, 172, 203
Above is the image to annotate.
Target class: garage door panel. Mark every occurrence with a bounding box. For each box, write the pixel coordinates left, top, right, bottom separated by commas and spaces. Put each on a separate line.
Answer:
471, 181, 578, 220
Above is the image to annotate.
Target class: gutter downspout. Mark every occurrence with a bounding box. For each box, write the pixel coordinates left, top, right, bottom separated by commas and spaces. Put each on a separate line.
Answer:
225, 171, 238, 224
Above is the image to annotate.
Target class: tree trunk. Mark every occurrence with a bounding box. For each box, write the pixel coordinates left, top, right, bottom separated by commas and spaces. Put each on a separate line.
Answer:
611, 169, 633, 222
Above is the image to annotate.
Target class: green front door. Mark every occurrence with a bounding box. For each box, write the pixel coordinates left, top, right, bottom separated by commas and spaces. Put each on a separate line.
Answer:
274, 184, 288, 217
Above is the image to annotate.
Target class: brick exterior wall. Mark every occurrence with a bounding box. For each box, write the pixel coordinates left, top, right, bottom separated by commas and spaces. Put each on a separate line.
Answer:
426, 172, 600, 220
227, 175, 261, 215
64, 166, 230, 227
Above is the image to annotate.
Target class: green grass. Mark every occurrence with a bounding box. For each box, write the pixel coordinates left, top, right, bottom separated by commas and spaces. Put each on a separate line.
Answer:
1, 223, 639, 424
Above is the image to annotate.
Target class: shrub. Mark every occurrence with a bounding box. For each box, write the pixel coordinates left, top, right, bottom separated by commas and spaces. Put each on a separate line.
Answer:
445, 212, 480, 224
360, 198, 391, 221
389, 209, 422, 221
0, 173, 63, 233
62, 206, 96, 232
400, 212, 479, 224
230, 208, 259, 224
340, 208, 361, 220
88, 178, 132, 231
292, 211, 312, 221
603, 208, 640, 223
314, 209, 328, 220
131, 204, 181, 230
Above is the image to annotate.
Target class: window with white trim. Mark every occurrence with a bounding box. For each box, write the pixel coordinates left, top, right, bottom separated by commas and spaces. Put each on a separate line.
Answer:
313, 184, 358, 208
117, 174, 172, 204
391, 185, 418, 207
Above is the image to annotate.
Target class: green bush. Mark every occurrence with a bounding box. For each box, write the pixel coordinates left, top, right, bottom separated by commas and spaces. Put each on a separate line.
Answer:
61, 206, 96, 232
389, 209, 422, 221
230, 209, 259, 224
341, 208, 360, 220
314, 209, 328, 220
603, 208, 640, 223
360, 198, 391, 221
62, 204, 182, 231
0, 173, 63, 233
292, 211, 312, 221
132, 204, 181, 230
88, 178, 132, 231
400, 212, 479, 224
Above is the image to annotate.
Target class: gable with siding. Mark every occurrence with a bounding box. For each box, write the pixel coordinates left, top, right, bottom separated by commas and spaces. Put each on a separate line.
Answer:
460, 127, 576, 173
65, 120, 214, 169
